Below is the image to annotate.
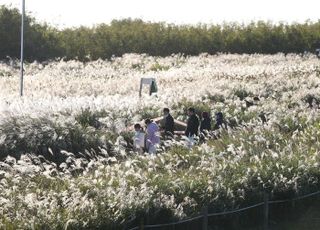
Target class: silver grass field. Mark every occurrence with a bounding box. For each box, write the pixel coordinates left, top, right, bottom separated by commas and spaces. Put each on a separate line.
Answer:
0, 53, 320, 229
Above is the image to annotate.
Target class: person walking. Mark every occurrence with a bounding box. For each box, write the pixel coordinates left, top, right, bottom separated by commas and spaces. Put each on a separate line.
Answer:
200, 111, 211, 133
185, 108, 199, 148
214, 112, 225, 130
185, 108, 200, 137
133, 123, 145, 154
162, 108, 175, 137
145, 119, 160, 154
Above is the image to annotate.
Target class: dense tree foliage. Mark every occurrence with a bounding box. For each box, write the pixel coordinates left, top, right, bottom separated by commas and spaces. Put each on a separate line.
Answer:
0, 6, 62, 61
1, 5, 320, 61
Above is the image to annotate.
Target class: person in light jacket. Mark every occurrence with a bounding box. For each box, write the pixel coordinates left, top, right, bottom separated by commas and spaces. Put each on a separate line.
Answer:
145, 119, 160, 154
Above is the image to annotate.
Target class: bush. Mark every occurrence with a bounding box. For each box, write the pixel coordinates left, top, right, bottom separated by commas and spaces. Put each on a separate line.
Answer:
233, 88, 252, 100
0, 116, 115, 163
75, 108, 98, 128
140, 106, 161, 120
172, 98, 212, 119
150, 62, 170, 72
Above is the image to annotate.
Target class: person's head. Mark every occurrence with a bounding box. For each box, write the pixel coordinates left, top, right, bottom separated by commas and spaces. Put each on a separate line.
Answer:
202, 111, 209, 119
187, 107, 195, 116
134, 123, 142, 132
163, 108, 170, 116
144, 118, 152, 126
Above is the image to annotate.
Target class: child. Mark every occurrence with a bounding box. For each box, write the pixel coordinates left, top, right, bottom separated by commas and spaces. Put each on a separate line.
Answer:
133, 123, 145, 154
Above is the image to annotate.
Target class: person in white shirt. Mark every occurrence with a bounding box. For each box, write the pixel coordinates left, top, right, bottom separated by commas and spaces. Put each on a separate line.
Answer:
133, 123, 145, 154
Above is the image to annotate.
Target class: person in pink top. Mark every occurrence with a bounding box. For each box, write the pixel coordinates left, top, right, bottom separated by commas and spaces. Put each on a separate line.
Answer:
144, 119, 160, 154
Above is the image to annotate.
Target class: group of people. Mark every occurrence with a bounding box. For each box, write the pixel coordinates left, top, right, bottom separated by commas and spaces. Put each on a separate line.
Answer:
133, 107, 225, 154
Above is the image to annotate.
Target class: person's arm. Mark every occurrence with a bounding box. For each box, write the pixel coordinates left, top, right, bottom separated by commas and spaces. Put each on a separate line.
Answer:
169, 116, 175, 132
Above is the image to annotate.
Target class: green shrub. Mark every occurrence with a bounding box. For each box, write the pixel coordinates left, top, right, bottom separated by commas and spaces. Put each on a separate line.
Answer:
140, 106, 161, 120
75, 108, 98, 128
172, 98, 212, 118
204, 93, 225, 103
233, 88, 252, 100
150, 62, 170, 71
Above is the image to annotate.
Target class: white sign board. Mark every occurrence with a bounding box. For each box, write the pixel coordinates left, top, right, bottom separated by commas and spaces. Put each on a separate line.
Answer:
139, 78, 157, 97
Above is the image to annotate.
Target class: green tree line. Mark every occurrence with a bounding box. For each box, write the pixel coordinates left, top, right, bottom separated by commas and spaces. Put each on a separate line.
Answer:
1, 5, 320, 62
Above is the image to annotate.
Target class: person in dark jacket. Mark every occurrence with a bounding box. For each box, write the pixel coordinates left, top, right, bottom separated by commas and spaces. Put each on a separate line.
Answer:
185, 107, 200, 137
162, 108, 175, 137
200, 111, 211, 133
214, 112, 225, 130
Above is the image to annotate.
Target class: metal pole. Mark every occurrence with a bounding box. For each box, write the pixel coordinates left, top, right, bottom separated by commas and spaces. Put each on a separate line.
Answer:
202, 205, 208, 230
139, 78, 143, 97
20, 0, 25, 97
139, 218, 144, 230
263, 192, 269, 230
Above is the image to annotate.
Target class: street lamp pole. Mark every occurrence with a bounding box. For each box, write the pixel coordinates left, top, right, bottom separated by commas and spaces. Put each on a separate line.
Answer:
20, 0, 25, 96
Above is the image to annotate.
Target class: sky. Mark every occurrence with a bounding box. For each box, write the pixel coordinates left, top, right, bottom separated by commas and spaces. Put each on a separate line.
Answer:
1, 0, 320, 28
